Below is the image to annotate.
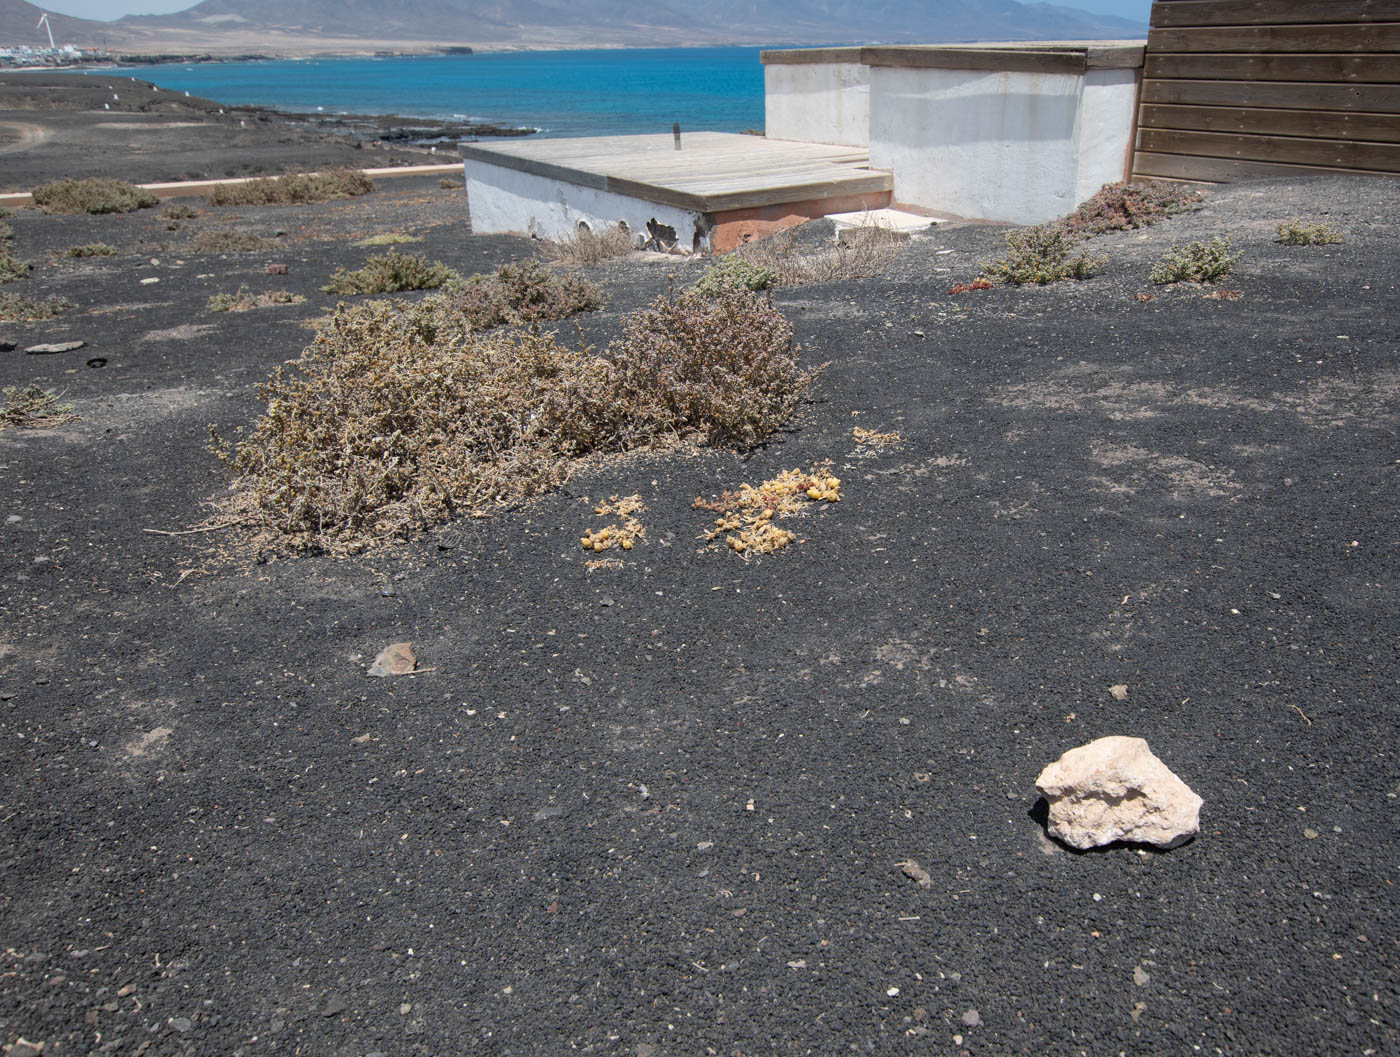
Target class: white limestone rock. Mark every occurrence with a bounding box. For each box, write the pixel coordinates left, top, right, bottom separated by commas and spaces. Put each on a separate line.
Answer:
1035, 736, 1202, 850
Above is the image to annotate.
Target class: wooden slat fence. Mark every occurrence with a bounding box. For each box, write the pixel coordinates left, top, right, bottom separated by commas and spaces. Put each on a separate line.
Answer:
1133, 0, 1400, 181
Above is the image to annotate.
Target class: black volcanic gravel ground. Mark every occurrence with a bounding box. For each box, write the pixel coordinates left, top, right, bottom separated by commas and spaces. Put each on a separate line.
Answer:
0, 73, 487, 191
1, 171, 1397, 1057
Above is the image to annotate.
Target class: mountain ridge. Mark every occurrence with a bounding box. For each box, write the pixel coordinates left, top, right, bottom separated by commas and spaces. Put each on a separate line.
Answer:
4, 0, 1144, 53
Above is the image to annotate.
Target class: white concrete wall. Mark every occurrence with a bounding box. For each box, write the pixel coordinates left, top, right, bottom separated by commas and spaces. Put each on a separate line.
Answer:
1074, 67, 1139, 205
868, 64, 1138, 224
464, 160, 707, 251
764, 62, 870, 147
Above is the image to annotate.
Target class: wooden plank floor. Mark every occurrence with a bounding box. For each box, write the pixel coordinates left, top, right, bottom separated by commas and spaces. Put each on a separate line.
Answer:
460, 132, 892, 213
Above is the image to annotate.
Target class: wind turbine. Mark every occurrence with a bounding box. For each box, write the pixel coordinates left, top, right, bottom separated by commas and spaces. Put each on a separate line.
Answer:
37, 12, 56, 50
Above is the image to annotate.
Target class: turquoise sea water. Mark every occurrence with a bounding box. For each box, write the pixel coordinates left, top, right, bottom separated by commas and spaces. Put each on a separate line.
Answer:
90, 48, 777, 138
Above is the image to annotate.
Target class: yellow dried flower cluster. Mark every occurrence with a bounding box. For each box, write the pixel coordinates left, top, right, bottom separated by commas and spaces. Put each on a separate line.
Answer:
581, 494, 646, 553
697, 465, 841, 556
853, 426, 904, 447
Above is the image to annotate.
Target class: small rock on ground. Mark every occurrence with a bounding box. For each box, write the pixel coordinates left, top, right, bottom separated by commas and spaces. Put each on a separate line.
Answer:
368, 642, 417, 677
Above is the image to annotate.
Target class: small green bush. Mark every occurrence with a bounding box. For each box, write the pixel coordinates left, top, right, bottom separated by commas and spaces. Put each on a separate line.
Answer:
1150, 237, 1238, 284
192, 229, 276, 253
0, 218, 12, 242
61, 243, 118, 258
1276, 220, 1343, 246
1061, 180, 1203, 237
1, 385, 76, 431
982, 226, 1106, 285
0, 292, 72, 322
0, 252, 30, 283
693, 254, 777, 297
207, 168, 374, 207
323, 251, 460, 295
425, 260, 603, 329
162, 203, 201, 220
439, 177, 463, 190
32, 177, 158, 215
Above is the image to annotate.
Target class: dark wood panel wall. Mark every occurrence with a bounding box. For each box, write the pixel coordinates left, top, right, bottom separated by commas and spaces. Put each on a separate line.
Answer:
1133, 0, 1400, 181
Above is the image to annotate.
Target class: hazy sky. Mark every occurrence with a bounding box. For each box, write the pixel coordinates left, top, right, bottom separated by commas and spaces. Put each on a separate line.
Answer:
37, 0, 1156, 24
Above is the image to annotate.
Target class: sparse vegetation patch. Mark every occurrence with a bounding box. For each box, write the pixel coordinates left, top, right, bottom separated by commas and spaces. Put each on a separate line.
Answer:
60, 243, 117, 258
193, 229, 276, 253
323, 251, 460, 295
581, 494, 646, 553
540, 223, 636, 267
32, 177, 158, 215
1150, 237, 1237, 285
695, 465, 841, 556
162, 204, 200, 220
0, 292, 72, 322
1, 385, 77, 431
853, 426, 903, 447
206, 168, 374, 207
982, 226, 1105, 285
1276, 220, 1343, 246
1061, 180, 1204, 237
693, 254, 777, 297
207, 287, 305, 313
738, 221, 905, 286
0, 252, 29, 283
354, 232, 421, 247
425, 260, 602, 328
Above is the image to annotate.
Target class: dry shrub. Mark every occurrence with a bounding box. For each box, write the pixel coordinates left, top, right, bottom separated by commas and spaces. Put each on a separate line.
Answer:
1150, 237, 1237, 285
1277, 220, 1343, 246
217, 284, 812, 553
354, 232, 420, 247
541, 223, 637, 266
0, 292, 72, 322
1061, 180, 1203, 237
193, 229, 276, 253
738, 220, 905, 286
607, 285, 814, 449
208, 287, 305, 312
1, 385, 76, 431
206, 168, 374, 207
853, 426, 902, 447
426, 260, 603, 329
323, 251, 460, 295
60, 243, 117, 258
981, 226, 1105, 285
215, 302, 615, 553
0, 252, 29, 283
162, 203, 200, 220
693, 255, 776, 297
0, 218, 12, 242
32, 178, 157, 215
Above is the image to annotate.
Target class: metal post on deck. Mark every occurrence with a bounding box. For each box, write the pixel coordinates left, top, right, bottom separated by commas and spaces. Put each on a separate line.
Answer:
673, 123, 682, 150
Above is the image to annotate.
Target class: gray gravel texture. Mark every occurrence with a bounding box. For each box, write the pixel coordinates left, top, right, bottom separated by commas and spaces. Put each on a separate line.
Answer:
1, 171, 1397, 1057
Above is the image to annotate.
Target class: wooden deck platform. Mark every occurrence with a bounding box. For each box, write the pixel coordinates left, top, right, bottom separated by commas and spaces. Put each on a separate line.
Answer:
459, 132, 892, 214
